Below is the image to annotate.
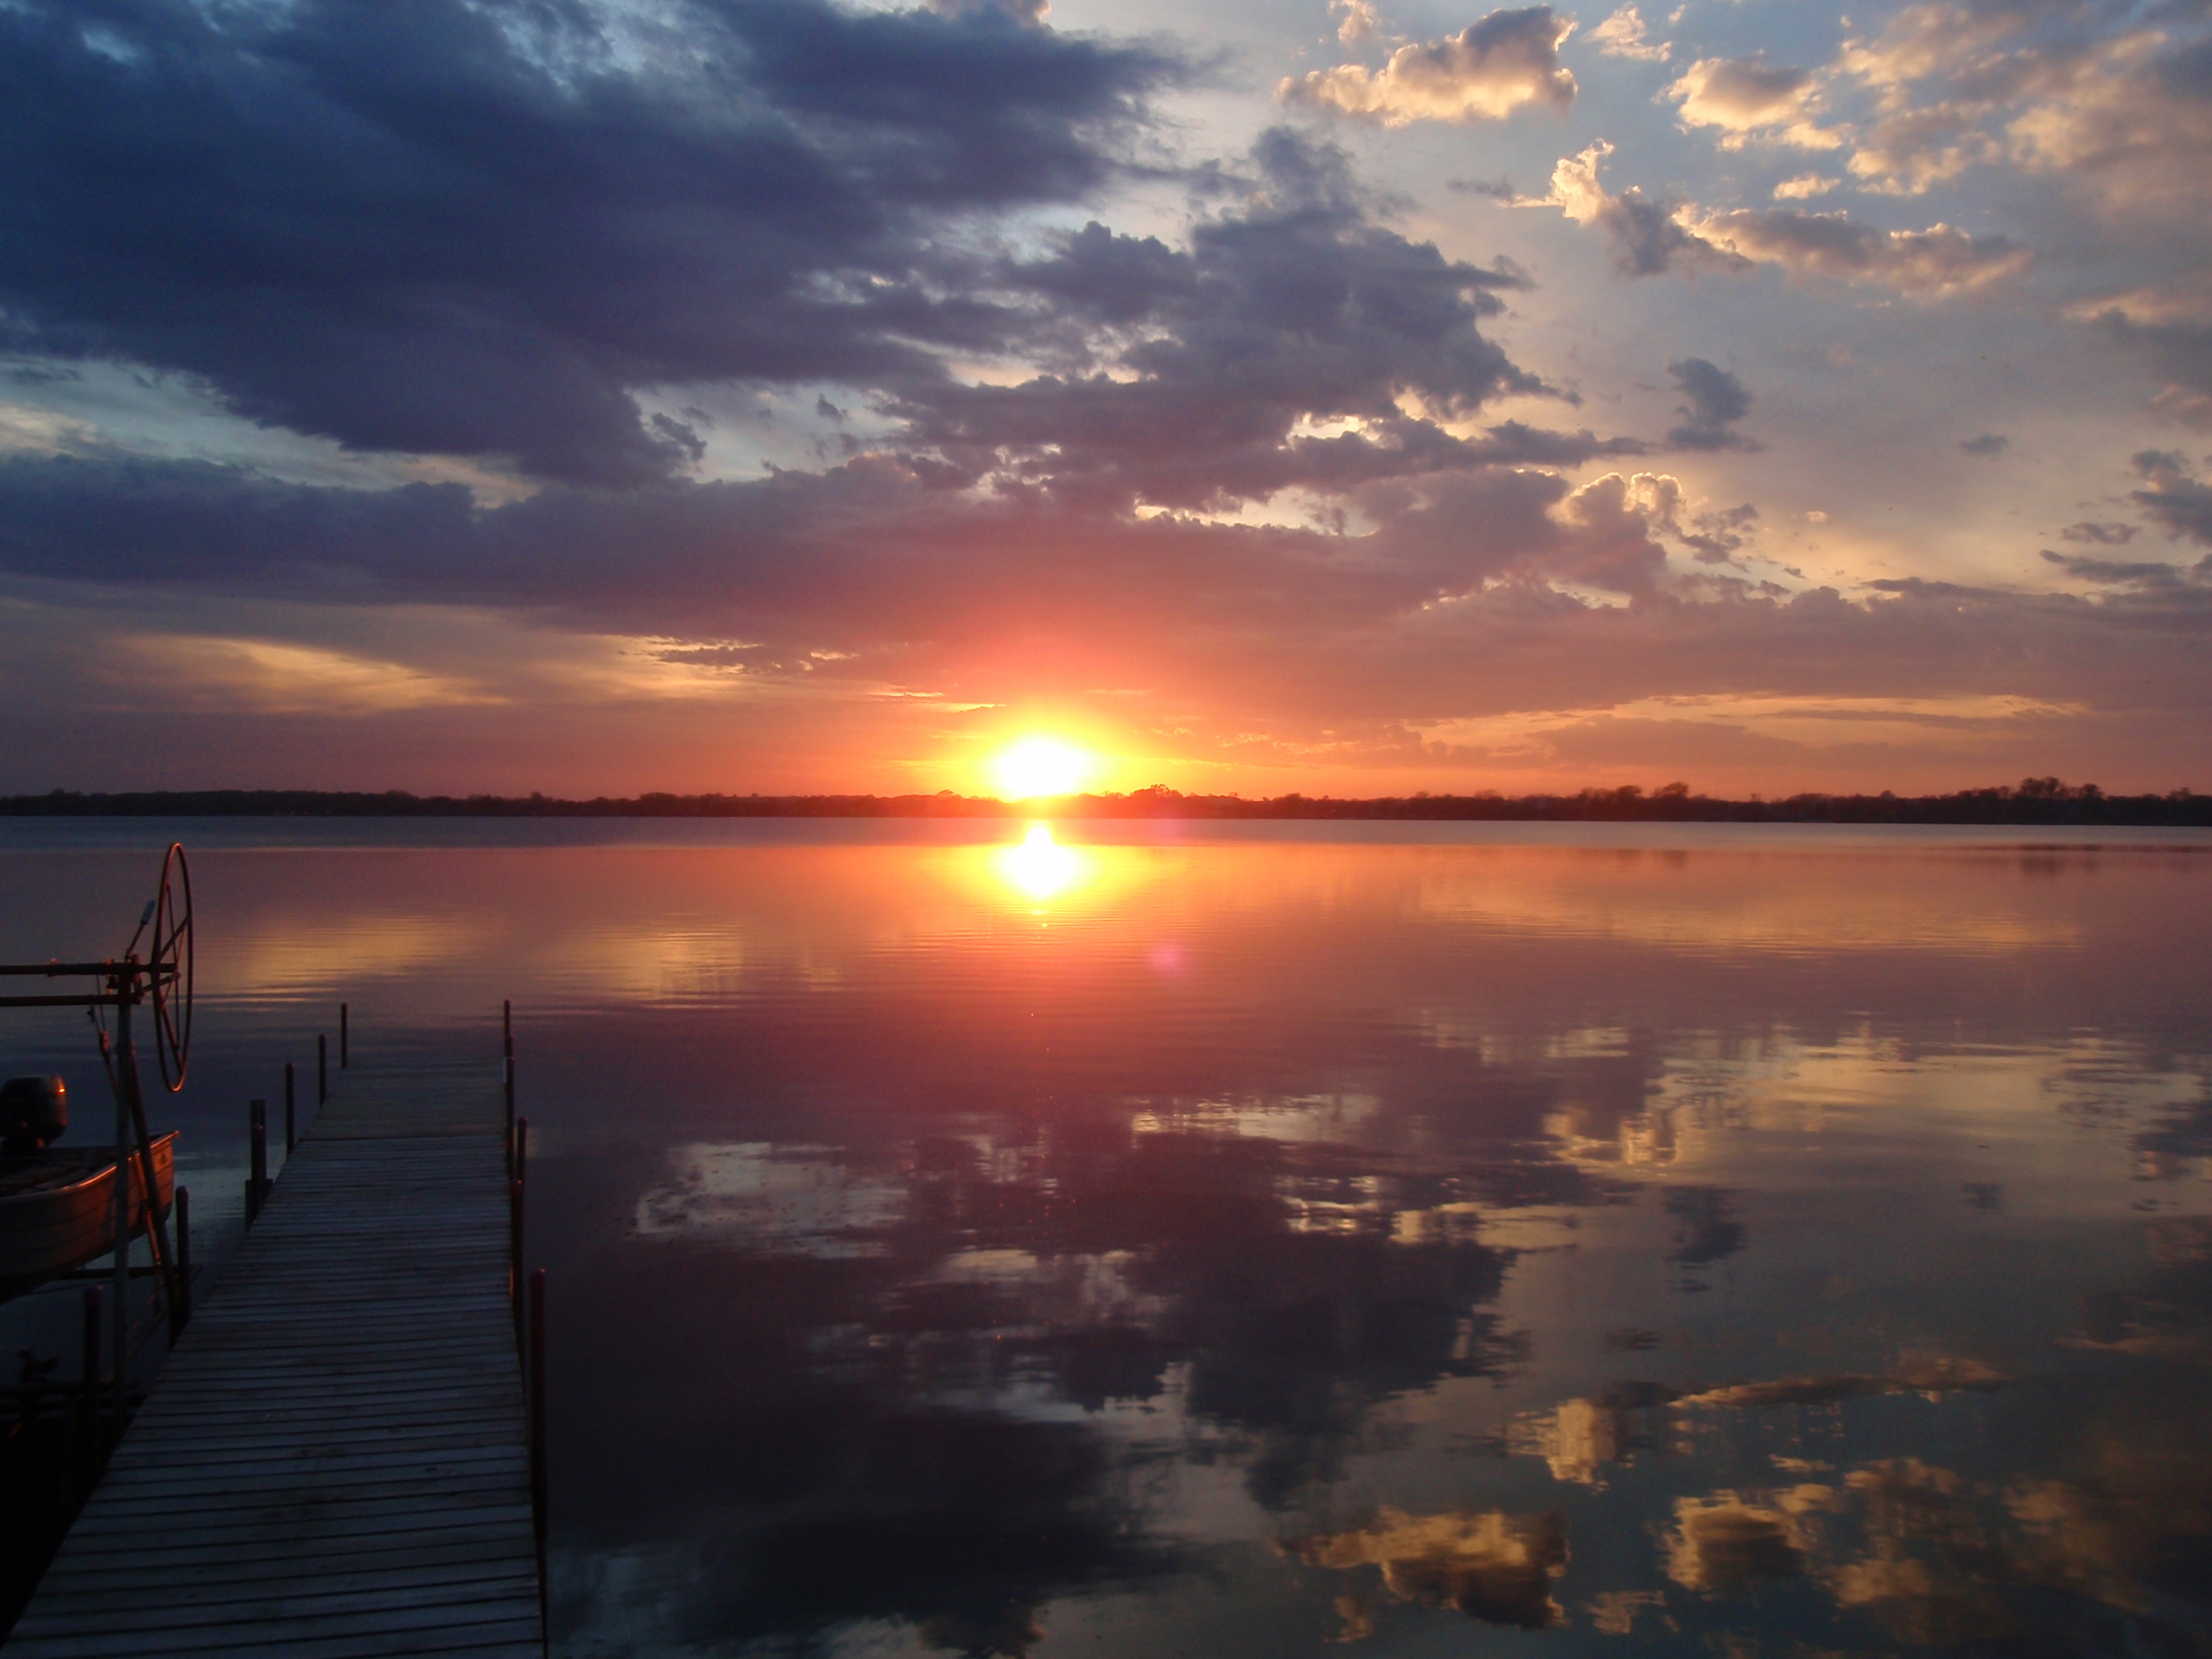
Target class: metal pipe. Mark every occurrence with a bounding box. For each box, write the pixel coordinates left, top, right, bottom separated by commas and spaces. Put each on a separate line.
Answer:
117, 1010, 182, 1338
0, 959, 161, 977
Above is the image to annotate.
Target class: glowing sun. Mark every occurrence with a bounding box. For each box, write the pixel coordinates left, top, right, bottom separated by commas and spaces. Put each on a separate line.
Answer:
993, 736, 1092, 799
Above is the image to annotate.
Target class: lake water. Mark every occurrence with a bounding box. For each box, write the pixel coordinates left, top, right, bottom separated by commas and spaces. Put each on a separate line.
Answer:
4, 819, 2212, 1655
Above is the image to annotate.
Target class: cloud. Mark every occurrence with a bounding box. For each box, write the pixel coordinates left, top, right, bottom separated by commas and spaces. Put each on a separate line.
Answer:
1683, 207, 2032, 295
1773, 174, 1839, 200
1334, 0, 1382, 45
1281, 5, 1577, 125
1536, 147, 2021, 301
2061, 522, 2137, 545
0, 0, 1178, 487
2003, 33, 2212, 219
928, 0, 1050, 21
1283, 1510, 1568, 1631
1832, 9, 2212, 210
2039, 548, 2200, 588
1663, 1496, 1808, 1591
9, 441, 2212, 797
2069, 283, 2212, 426
1536, 146, 2029, 301
1534, 144, 1750, 278
889, 131, 1614, 510
1849, 99, 2002, 194
2132, 449, 2212, 546
1587, 5, 1670, 62
118, 635, 497, 715
1959, 432, 2009, 457
1668, 57, 1837, 148
1666, 359, 1761, 452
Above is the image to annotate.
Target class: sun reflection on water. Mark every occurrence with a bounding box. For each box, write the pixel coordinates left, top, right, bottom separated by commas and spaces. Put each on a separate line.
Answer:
996, 821, 1084, 903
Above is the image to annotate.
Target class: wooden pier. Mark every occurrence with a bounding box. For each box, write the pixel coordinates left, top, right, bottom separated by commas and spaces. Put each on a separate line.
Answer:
5, 1044, 543, 1658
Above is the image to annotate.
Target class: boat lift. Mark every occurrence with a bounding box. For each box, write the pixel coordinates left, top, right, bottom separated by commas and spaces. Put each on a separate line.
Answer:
0, 843, 194, 1428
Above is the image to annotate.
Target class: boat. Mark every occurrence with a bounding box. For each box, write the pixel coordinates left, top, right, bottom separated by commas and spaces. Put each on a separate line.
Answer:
0, 1133, 176, 1299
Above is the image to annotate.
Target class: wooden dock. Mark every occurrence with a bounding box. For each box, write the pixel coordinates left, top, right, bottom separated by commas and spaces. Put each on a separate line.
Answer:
5, 1048, 543, 1658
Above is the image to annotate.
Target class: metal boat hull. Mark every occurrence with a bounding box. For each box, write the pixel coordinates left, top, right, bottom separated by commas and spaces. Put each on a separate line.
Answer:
0, 1134, 176, 1298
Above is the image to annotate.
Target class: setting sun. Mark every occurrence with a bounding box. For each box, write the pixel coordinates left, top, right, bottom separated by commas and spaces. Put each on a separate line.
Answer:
993, 736, 1092, 800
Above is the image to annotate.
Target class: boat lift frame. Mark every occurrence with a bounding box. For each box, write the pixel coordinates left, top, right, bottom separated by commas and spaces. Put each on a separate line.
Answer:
0, 844, 194, 1428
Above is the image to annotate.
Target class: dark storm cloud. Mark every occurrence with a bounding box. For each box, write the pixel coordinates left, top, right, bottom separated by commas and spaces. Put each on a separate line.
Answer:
0, 0, 1176, 486
1664, 359, 1759, 452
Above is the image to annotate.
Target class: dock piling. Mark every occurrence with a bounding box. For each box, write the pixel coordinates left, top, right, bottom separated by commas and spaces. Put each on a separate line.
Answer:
340, 1000, 348, 1068
513, 1119, 529, 1344
173, 1185, 191, 1326
77, 1286, 101, 1484
504, 1002, 516, 1179
510, 1173, 525, 1352
245, 1099, 270, 1224
284, 1061, 295, 1153
529, 1266, 549, 1647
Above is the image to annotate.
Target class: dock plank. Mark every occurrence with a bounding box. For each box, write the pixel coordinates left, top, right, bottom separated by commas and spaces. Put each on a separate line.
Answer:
5, 1048, 542, 1658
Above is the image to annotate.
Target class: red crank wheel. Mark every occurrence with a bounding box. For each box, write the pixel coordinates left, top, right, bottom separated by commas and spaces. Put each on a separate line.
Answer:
152, 842, 194, 1091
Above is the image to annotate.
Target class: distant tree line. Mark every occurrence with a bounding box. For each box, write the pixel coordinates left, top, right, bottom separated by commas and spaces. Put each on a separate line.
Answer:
5, 778, 2211, 825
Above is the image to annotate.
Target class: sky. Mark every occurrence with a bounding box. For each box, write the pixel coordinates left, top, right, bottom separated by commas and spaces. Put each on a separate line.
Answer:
1, 0, 2210, 799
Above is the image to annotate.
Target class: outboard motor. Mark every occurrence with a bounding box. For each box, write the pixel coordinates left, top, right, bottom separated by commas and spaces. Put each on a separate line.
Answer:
0, 1076, 66, 1155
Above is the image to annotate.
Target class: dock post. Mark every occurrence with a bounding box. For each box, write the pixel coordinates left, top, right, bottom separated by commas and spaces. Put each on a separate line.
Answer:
512, 1120, 529, 1349
246, 1100, 270, 1224
317, 1034, 327, 1107
510, 1178, 525, 1353
173, 1186, 192, 1326
340, 1001, 349, 1069
285, 1063, 296, 1154
504, 1002, 516, 1179
78, 1286, 102, 1484
529, 1267, 548, 1647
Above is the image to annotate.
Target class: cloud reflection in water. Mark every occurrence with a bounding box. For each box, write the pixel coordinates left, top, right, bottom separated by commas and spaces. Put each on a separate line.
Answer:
15, 832, 2209, 1654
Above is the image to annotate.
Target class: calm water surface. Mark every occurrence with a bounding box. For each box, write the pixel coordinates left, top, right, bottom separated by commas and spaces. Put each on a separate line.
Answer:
4, 819, 2212, 1656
